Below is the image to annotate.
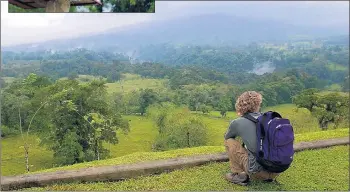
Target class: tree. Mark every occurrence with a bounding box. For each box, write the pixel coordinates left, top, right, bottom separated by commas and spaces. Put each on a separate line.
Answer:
139, 88, 158, 115
218, 96, 231, 117
111, 0, 155, 12
150, 107, 208, 151
293, 91, 348, 130
0, 74, 52, 172
199, 104, 211, 114
292, 88, 319, 112
147, 102, 176, 134
107, 71, 121, 83
40, 79, 130, 165
83, 112, 124, 160
68, 72, 78, 80
18, 100, 49, 172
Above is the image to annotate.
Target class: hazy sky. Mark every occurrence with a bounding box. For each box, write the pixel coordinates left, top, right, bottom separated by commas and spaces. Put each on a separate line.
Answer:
1, 1, 348, 46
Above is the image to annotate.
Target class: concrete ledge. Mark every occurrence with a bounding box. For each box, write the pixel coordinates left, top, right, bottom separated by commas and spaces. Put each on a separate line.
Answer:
1, 137, 349, 191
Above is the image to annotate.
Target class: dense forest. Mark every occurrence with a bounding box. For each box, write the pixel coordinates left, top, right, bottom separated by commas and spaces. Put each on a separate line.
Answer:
1, 40, 349, 167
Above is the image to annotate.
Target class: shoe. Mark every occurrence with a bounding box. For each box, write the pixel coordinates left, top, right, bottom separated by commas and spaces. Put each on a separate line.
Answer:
225, 172, 250, 186
264, 179, 274, 182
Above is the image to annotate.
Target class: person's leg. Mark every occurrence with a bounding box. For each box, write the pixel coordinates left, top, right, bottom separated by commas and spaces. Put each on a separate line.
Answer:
224, 139, 249, 185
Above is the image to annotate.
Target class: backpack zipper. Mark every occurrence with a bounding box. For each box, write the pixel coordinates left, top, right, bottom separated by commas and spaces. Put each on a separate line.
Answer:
267, 118, 281, 160
267, 120, 273, 160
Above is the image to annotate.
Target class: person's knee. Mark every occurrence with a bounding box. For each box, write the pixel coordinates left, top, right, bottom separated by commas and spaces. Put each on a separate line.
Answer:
225, 138, 240, 147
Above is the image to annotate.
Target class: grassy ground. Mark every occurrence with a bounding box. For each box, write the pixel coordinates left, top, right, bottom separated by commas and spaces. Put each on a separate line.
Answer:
325, 84, 343, 92
264, 104, 321, 133
105, 115, 157, 158
105, 74, 167, 94
2, 102, 348, 176
2, 108, 348, 176
201, 104, 321, 136
21, 128, 350, 175
2, 77, 16, 84
327, 62, 348, 71
28, 145, 349, 191
318, 91, 348, 97
1, 115, 156, 176
1, 135, 54, 176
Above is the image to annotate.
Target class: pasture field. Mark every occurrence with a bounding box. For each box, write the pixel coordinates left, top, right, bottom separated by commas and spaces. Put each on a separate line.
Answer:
2, 77, 16, 84
59, 75, 106, 82
28, 145, 349, 191
105, 76, 167, 94
326, 62, 348, 71
1, 115, 156, 176
325, 84, 343, 92
199, 104, 321, 134
317, 91, 348, 97
1, 102, 348, 176
2, 126, 348, 176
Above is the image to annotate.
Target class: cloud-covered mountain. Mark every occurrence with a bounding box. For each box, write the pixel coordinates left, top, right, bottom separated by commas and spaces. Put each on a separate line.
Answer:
3, 13, 348, 52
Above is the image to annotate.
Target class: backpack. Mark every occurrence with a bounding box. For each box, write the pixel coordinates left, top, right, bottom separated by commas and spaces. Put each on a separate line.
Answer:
243, 111, 294, 173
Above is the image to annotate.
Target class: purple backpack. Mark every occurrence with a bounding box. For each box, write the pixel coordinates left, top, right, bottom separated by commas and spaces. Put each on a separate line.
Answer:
244, 111, 294, 173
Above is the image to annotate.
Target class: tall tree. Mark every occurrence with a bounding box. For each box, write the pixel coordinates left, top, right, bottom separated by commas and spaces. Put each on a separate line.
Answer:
139, 88, 158, 115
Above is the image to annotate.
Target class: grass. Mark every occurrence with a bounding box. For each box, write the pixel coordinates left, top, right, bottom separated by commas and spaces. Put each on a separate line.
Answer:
325, 84, 343, 92
263, 104, 320, 133
105, 115, 158, 158
1, 135, 54, 176
1, 115, 156, 176
2, 77, 16, 84
202, 104, 321, 134
59, 75, 106, 82
2, 104, 348, 176
318, 91, 348, 97
19, 128, 349, 175
28, 145, 349, 191
105, 75, 167, 94
327, 62, 348, 71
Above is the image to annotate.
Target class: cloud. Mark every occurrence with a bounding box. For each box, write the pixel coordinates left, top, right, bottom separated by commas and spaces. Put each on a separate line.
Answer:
1, 1, 349, 47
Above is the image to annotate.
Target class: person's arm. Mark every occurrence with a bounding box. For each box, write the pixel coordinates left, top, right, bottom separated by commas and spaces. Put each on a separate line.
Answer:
224, 120, 238, 140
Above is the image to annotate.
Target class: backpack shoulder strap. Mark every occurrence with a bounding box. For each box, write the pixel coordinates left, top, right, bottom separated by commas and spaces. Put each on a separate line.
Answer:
242, 113, 258, 124
241, 113, 258, 150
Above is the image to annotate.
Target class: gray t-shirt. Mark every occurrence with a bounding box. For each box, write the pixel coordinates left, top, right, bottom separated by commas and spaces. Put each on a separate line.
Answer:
224, 112, 263, 174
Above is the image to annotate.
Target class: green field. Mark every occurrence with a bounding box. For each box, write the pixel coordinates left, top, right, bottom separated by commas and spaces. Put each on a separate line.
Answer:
59, 75, 106, 82
318, 91, 349, 97
1, 115, 156, 176
325, 84, 343, 92
1, 135, 54, 176
29, 145, 349, 191
2, 77, 16, 84
327, 62, 348, 71
2, 126, 348, 176
200, 104, 321, 134
105, 75, 167, 94
2, 102, 349, 176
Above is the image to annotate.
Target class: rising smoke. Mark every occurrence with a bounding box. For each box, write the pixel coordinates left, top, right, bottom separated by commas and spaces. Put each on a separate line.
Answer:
249, 61, 276, 75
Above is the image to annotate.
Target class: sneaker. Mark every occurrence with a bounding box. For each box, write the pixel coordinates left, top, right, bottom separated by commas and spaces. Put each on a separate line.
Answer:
225, 172, 250, 186
264, 179, 274, 183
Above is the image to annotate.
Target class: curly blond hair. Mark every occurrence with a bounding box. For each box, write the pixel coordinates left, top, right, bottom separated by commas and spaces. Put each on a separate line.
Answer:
235, 91, 262, 115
